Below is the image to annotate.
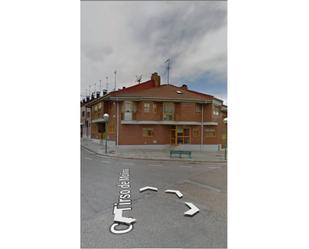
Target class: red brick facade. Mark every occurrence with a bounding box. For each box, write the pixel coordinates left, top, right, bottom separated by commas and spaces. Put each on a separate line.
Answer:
81, 73, 227, 149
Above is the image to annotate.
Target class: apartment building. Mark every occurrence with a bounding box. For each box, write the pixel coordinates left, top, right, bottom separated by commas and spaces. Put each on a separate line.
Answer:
83, 72, 227, 151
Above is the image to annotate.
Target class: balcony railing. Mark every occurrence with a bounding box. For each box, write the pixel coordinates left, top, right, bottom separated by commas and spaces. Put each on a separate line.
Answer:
121, 112, 136, 121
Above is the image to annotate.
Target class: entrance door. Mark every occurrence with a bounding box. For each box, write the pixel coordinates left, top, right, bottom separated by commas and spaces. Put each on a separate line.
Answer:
170, 126, 191, 145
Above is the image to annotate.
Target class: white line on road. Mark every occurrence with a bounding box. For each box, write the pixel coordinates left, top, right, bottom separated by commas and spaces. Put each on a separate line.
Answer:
184, 179, 222, 193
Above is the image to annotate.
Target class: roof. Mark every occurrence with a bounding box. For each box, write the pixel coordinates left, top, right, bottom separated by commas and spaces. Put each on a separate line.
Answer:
111, 84, 214, 102
84, 77, 225, 106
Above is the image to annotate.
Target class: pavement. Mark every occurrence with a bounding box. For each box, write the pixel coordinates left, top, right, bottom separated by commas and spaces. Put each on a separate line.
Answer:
81, 138, 226, 162
81, 147, 227, 248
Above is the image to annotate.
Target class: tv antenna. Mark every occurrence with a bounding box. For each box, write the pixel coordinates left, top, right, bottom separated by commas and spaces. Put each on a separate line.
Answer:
136, 75, 142, 83
114, 70, 117, 91
165, 58, 171, 84
106, 76, 109, 92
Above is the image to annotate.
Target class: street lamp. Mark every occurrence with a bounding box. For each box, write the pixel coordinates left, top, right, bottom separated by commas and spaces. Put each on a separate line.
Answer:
223, 117, 228, 160
103, 113, 109, 153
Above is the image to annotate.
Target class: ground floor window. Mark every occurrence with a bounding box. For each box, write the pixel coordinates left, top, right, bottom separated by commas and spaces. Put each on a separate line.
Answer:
192, 127, 200, 137
143, 128, 154, 137
205, 127, 216, 137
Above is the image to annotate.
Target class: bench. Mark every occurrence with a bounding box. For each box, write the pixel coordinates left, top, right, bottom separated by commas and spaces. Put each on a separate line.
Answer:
170, 150, 192, 159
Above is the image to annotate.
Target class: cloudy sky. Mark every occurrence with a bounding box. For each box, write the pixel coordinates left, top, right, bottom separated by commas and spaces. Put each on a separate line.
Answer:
81, 1, 227, 103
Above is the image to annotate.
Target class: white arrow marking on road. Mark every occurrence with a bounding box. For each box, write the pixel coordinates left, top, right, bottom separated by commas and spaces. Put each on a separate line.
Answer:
139, 186, 158, 192
165, 189, 183, 198
184, 202, 200, 217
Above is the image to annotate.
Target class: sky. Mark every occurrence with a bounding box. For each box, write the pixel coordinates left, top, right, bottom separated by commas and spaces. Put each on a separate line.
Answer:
81, 1, 227, 103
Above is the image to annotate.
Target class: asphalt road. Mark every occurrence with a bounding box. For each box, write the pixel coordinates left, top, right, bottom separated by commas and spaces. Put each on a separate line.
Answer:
81, 147, 227, 248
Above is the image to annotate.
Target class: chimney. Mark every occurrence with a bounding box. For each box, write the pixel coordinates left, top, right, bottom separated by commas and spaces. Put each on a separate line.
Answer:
86, 96, 90, 102
151, 72, 160, 87
96, 91, 100, 98
103, 89, 107, 95
181, 84, 188, 90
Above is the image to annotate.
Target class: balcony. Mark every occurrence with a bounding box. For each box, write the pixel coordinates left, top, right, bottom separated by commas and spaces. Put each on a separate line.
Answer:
121, 111, 136, 121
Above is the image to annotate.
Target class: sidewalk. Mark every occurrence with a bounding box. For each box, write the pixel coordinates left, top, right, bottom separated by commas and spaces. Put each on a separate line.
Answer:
81, 138, 227, 163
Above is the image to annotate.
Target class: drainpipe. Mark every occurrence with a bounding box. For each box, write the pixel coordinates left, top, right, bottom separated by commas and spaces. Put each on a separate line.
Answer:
201, 104, 204, 151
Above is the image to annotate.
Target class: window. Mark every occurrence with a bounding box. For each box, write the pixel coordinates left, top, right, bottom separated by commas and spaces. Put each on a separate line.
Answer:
163, 102, 174, 120
143, 128, 154, 137
98, 102, 102, 110
195, 104, 201, 113
82, 111, 85, 117
205, 127, 216, 137
153, 103, 157, 113
87, 111, 90, 118
176, 127, 191, 144
213, 106, 220, 116
123, 101, 133, 112
144, 103, 150, 112
193, 128, 200, 137
94, 105, 98, 112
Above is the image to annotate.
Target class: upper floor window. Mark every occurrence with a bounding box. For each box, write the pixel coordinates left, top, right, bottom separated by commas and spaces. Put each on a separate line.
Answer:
144, 103, 151, 112
213, 106, 220, 116
82, 111, 85, 117
98, 102, 102, 110
153, 103, 157, 113
195, 104, 202, 113
163, 102, 174, 120
123, 101, 134, 112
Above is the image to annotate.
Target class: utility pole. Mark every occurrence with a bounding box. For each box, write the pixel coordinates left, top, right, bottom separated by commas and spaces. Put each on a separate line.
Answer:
165, 58, 170, 84
114, 70, 117, 91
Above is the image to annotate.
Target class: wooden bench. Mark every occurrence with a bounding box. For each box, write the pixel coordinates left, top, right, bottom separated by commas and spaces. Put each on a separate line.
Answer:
170, 150, 192, 159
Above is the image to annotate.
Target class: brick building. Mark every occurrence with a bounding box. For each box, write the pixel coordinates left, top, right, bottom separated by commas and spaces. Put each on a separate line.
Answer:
82, 72, 227, 151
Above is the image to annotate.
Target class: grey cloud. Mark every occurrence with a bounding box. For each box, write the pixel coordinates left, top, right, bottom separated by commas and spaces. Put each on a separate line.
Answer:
81, 1, 226, 98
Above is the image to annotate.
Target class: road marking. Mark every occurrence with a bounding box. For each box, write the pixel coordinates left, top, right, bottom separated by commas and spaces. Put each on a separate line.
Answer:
184, 179, 222, 193
184, 202, 200, 217
84, 157, 93, 161
165, 189, 183, 198
113, 203, 136, 225
139, 186, 158, 192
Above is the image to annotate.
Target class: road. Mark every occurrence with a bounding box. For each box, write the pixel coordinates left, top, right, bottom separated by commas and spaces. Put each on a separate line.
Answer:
81, 147, 227, 248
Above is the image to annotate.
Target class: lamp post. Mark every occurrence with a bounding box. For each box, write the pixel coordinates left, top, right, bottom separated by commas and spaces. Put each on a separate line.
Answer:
103, 113, 109, 154
223, 117, 228, 160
